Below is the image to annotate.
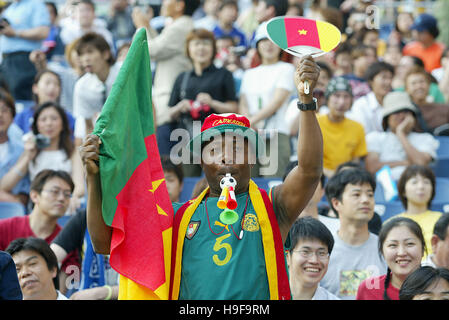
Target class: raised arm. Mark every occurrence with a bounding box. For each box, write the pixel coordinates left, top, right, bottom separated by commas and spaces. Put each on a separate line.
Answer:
273, 56, 323, 242
79, 134, 112, 254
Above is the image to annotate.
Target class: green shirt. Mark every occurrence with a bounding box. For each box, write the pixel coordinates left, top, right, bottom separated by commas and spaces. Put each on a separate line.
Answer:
172, 192, 270, 299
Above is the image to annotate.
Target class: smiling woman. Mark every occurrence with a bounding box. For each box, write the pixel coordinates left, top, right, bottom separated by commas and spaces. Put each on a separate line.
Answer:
356, 217, 426, 300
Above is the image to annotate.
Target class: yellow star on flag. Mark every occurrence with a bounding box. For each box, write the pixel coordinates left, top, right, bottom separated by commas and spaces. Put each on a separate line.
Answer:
298, 29, 307, 35
148, 178, 169, 216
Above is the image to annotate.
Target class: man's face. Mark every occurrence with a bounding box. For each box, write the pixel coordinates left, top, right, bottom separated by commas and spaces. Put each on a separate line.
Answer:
332, 182, 375, 223
327, 91, 352, 120
76, 3, 95, 28
432, 225, 449, 269
287, 239, 330, 289
161, 0, 182, 18
32, 177, 72, 218
164, 171, 183, 203
370, 70, 393, 100
78, 45, 110, 75
0, 101, 13, 134
255, 1, 272, 23
201, 134, 254, 196
13, 250, 57, 300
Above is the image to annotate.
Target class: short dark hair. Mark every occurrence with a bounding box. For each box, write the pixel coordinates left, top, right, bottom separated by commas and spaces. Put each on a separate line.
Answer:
30, 169, 75, 194
0, 87, 16, 118
364, 61, 394, 82
259, 0, 288, 16
399, 266, 449, 300
325, 168, 376, 213
161, 155, 184, 184
183, 0, 201, 16
6, 237, 60, 290
75, 32, 114, 65
397, 165, 436, 210
433, 214, 449, 240
288, 216, 335, 254
379, 217, 427, 300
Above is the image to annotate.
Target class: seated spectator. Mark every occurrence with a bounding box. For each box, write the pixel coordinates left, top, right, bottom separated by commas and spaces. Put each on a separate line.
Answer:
72, 32, 120, 145
423, 214, 449, 269
167, 29, 237, 176
320, 168, 387, 299
0, 250, 22, 300
6, 237, 68, 300
161, 155, 184, 203
383, 44, 403, 69
106, 0, 136, 50
343, 44, 377, 100
333, 42, 353, 77
212, 0, 247, 48
285, 217, 339, 300
357, 217, 426, 300
404, 66, 449, 134
60, 0, 114, 52
50, 209, 119, 300
395, 165, 443, 259
325, 162, 383, 236
194, 0, 221, 31
316, 77, 367, 178
0, 88, 29, 206
399, 266, 449, 300
365, 91, 439, 181
1, 102, 85, 213
350, 61, 394, 135
403, 13, 445, 73
386, 10, 414, 49
239, 24, 294, 177
14, 69, 76, 136
393, 55, 445, 104
0, 170, 80, 295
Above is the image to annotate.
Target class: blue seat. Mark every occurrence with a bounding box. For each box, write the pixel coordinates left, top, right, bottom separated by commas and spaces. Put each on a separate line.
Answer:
430, 158, 449, 178
375, 201, 405, 222
0, 202, 26, 219
436, 136, 449, 158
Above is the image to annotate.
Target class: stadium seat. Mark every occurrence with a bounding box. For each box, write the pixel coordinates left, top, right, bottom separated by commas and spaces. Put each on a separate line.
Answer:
375, 201, 405, 222
436, 136, 449, 158
0, 202, 26, 219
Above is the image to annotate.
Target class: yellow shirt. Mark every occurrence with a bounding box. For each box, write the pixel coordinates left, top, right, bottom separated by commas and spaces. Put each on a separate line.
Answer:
317, 115, 367, 171
394, 210, 443, 259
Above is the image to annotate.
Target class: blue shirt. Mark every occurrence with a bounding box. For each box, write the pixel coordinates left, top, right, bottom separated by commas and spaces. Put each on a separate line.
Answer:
1, 0, 50, 54
213, 25, 247, 48
0, 132, 30, 195
0, 251, 23, 300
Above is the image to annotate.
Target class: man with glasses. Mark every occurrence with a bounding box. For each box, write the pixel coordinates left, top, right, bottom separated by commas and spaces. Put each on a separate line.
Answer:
285, 216, 339, 300
0, 169, 80, 294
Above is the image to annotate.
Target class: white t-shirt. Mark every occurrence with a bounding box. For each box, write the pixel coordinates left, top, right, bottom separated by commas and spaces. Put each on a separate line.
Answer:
28, 150, 72, 181
350, 92, 384, 135
73, 63, 121, 139
0, 141, 8, 161
320, 232, 387, 300
366, 131, 439, 180
318, 215, 340, 235
312, 286, 341, 300
240, 61, 295, 134
57, 290, 68, 300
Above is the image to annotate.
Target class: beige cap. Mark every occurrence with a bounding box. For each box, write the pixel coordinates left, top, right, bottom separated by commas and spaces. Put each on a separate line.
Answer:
382, 91, 418, 131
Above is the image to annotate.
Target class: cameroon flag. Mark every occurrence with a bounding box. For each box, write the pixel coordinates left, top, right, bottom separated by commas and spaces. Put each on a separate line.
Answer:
92, 28, 173, 299
266, 16, 341, 53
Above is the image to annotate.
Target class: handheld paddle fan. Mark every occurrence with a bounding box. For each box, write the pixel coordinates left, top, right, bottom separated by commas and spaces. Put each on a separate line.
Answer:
266, 16, 341, 94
